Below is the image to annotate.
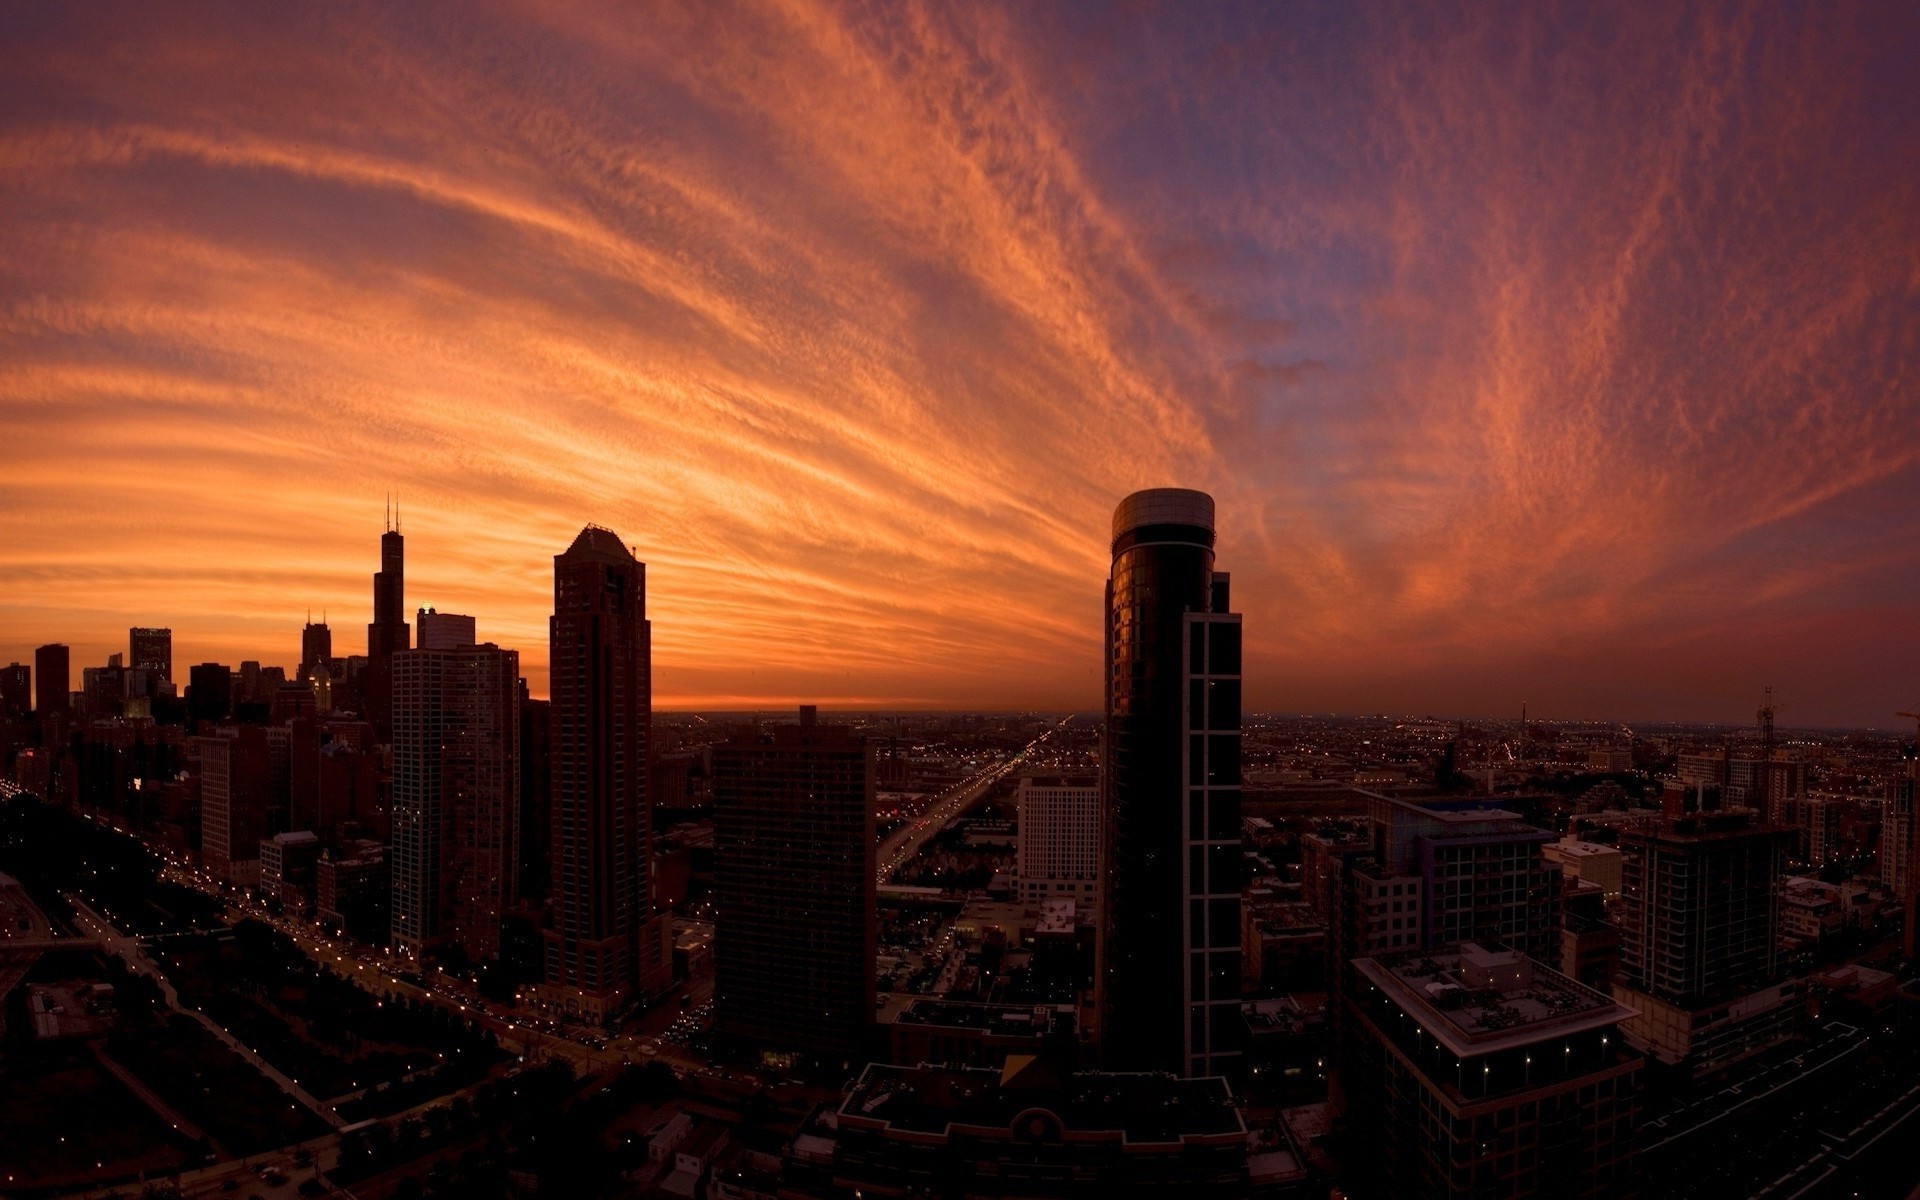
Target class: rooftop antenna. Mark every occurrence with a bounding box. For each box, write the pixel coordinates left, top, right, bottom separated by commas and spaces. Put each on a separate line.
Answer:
396, 494, 401, 533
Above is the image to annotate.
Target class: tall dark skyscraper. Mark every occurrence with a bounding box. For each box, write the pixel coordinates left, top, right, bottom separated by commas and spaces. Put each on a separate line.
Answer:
34, 643, 69, 714
1101, 488, 1244, 1078
300, 619, 333, 681
713, 708, 876, 1063
541, 525, 667, 1022
0, 662, 29, 721
364, 506, 410, 738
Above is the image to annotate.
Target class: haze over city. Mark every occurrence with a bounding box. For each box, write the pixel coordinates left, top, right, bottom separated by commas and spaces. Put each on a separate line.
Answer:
3, 2, 1916, 723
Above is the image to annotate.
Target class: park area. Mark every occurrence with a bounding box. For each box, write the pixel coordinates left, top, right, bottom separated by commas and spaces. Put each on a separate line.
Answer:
152, 920, 505, 1109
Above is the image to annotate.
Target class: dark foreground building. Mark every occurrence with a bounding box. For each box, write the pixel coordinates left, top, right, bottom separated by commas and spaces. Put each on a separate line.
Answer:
540, 525, 669, 1022
781, 1060, 1256, 1198
1341, 944, 1639, 1199
1101, 488, 1244, 1077
713, 707, 874, 1064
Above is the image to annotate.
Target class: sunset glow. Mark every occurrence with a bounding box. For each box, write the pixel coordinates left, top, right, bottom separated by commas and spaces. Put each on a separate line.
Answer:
3, 2, 1916, 722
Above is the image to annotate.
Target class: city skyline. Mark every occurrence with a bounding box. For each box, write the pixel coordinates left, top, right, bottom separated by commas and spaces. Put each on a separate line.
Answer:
3, 3, 1918, 725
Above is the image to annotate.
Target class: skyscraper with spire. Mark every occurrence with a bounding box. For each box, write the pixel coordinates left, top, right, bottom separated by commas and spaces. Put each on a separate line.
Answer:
363, 497, 410, 739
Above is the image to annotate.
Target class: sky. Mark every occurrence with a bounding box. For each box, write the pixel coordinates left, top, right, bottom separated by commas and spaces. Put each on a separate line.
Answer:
1, 1, 1917, 724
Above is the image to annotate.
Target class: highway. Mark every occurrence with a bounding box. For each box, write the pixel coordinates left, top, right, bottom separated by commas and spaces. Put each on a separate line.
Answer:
874, 717, 1069, 887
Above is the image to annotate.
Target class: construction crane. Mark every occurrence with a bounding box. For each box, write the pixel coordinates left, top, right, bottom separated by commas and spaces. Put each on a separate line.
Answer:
1757, 687, 1782, 750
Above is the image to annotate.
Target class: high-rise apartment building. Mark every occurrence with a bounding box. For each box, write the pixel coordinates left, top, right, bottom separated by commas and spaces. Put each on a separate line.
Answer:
713, 708, 875, 1062
390, 635, 520, 961
129, 627, 172, 681
364, 514, 410, 739
1101, 488, 1243, 1078
416, 608, 477, 651
1016, 775, 1100, 908
1882, 775, 1916, 896
1365, 794, 1564, 962
541, 526, 667, 1022
1613, 801, 1796, 1073
34, 643, 69, 714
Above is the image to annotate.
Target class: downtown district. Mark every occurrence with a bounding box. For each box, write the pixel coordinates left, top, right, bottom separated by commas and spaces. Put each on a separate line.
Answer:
3, 489, 1920, 1200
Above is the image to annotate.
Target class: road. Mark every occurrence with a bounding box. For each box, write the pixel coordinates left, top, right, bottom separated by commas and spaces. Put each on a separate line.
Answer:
875, 718, 1067, 886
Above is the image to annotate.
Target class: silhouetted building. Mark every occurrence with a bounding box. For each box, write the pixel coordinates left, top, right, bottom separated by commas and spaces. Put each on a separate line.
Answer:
128, 626, 171, 683
1, 662, 29, 722
187, 662, 232, 727
1341, 945, 1639, 1199
34, 643, 69, 714
541, 525, 668, 1021
390, 637, 521, 961
1101, 488, 1243, 1078
714, 708, 875, 1063
364, 512, 411, 739
300, 619, 333, 682
518, 688, 551, 900
416, 607, 476, 651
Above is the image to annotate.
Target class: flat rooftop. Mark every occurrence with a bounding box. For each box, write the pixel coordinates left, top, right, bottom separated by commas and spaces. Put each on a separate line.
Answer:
1353, 947, 1633, 1058
840, 1063, 1244, 1145
890, 1000, 1070, 1037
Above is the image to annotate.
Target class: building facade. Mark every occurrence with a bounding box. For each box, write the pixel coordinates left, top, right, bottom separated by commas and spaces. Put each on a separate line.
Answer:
1017, 775, 1100, 908
1101, 487, 1243, 1079
34, 643, 69, 714
541, 525, 667, 1021
713, 710, 875, 1063
390, 638, 521, 961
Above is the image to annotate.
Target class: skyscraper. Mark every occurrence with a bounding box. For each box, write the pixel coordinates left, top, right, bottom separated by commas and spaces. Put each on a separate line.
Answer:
300, 619, 333, 681
34, 643, 68, 714
713, 708, 876, 1063
542, 525, 666, 1022
129, 626, 172, 681
1101, 488, 1243, 1078
390, 633, 521, 961
364, 509, 410, 739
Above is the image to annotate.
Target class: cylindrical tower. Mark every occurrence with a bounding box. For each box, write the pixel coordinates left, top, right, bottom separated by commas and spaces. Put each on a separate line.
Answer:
1101, 488, 1243, 1077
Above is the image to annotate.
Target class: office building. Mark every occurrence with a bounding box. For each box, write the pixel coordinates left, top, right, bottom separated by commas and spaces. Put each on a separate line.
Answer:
713, 709, 875, 1063
1613, 801, 1796, 1073
196, 729, 269, 884
34, 644, 69, 714
541, 525, 667, 1021
0, 663, 28, 721
1016, 775, 1100, 908
364, 511, 411, 739
187, 662, 232, 727
1341, 944, 1639, 1199
1101, 488, 1243, 1078
1543, 837, 1624, 900
416, 607, 477, 651
390, 637, 521, 960
300, 619, 333, 681
128, 627, 172, 681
